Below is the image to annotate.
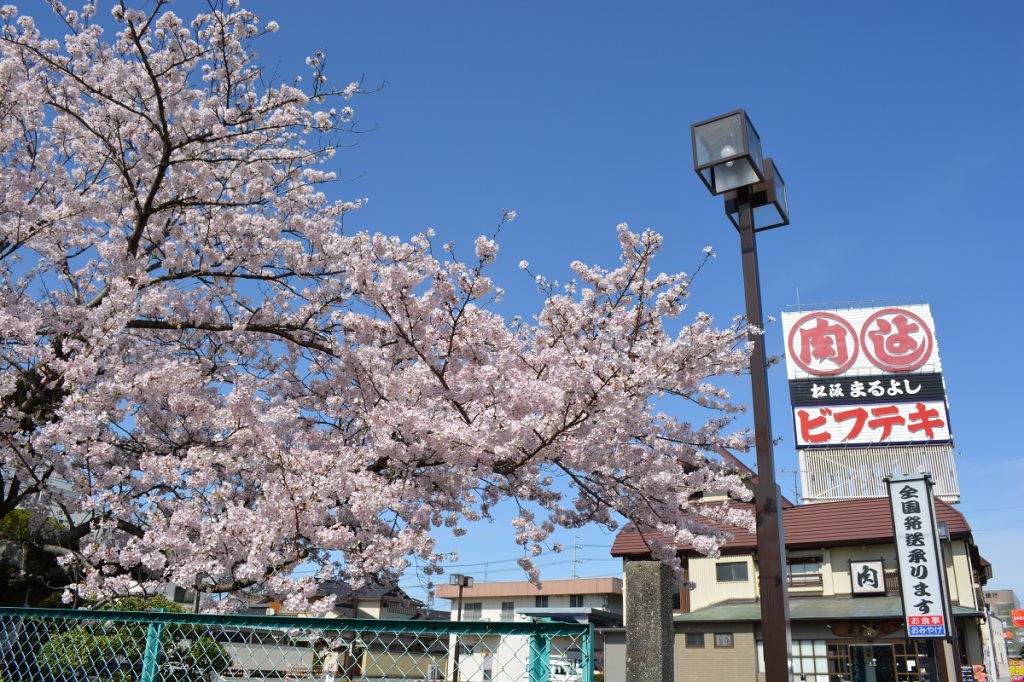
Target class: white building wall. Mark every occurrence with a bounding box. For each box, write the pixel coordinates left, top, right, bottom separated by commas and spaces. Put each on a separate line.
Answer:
688, 555, 758, 609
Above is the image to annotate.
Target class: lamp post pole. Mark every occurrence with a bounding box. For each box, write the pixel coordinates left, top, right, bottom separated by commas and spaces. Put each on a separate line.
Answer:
691, 110, 792, 681
450, 573, 473, 682
736, 185, 792, 682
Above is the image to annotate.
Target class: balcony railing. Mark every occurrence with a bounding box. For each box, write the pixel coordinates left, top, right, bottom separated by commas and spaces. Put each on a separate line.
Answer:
787, 573, 824, 588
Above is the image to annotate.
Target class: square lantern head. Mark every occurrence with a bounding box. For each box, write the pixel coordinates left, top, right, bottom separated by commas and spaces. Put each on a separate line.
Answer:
692, 109, 764, 195
725, 158, 789, 232
449, 574, 474, 587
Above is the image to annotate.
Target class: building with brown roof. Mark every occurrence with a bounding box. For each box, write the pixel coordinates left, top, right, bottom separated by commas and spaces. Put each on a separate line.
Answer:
609, 469, 1001, 682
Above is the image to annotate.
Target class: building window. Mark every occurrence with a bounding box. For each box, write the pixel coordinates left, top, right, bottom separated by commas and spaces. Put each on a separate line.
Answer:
501, 601, 515, 621
569, 594, 585, 608
759, 639, 827, 675
787, 556, 823, 588
714, 633, 734, 648
535, 595, 549, 608
685, 633, 705, 648
716, 561, 749, 583
462, 602, 482, 620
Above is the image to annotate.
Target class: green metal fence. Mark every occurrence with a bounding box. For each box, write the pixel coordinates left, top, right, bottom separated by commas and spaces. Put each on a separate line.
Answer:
0, 606, 594, 682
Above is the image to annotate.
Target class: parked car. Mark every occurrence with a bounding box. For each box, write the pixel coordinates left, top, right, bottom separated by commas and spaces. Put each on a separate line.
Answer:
523, 658, 582, 682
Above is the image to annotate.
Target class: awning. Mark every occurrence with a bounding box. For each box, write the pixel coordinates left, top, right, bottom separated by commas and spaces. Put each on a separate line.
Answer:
673, 597, 983, 623
516, 607, 624, 627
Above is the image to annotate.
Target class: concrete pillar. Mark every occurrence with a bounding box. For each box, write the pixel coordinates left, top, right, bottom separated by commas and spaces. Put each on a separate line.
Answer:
625, 560, 674, 682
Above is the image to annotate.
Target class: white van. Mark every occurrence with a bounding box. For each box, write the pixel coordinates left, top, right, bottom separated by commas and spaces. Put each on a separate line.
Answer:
523, 658, 582, 682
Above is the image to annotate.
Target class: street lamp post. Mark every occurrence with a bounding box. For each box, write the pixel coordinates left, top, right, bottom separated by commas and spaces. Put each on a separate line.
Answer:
691, 109, 792, 682
449, 573, 474, 682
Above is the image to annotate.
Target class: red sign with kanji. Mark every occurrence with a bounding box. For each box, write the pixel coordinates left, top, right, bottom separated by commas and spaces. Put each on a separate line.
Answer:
861, 308, 934, 373
794, 399, 951, 447
783, 305, 940, 380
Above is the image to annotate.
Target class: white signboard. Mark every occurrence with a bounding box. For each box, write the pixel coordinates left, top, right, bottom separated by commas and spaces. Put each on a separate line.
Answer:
887, 473, 950, 638
794, 399, 951, 447
782, 305, 942, 381
850, 560, 887, 596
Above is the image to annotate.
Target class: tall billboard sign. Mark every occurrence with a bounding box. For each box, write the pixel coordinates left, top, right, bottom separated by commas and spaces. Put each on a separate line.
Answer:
781, 304, 952, 449
886, 472, 951, 638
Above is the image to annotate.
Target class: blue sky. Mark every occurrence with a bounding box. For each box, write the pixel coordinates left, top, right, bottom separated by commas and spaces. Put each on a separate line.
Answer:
28, 0, 1024, 606
231, 0, 1022, 606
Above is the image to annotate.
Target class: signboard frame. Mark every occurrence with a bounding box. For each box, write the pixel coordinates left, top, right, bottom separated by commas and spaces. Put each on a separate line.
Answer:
850, 560, 887, 596
886, 472, 951, 639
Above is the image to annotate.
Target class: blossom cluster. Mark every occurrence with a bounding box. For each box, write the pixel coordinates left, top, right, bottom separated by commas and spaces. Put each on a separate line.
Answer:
0, 1, 755, 610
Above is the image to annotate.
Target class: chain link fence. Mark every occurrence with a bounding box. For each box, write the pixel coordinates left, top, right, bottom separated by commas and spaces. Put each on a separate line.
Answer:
0, 606, 593, 682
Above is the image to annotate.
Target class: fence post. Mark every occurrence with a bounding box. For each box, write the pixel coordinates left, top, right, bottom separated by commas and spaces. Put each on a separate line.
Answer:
140, 616, 165, 682
624, 561, 674, 682
582, 623, 595, 682
528, 625, 551, 682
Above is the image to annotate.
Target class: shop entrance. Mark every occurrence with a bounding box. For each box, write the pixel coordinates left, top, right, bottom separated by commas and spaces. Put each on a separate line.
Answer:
850, 644, 897, 682
828, 640, 935, 682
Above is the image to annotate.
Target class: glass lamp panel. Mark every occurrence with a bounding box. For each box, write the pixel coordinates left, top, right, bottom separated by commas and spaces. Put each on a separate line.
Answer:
693, 110, 765, 194
772, 164, 789, 222
712, 158, 762, 193
744, 115, 764, 179
753, 201, 785, 230
751, 159, 788, 229
693, 112, 747, 167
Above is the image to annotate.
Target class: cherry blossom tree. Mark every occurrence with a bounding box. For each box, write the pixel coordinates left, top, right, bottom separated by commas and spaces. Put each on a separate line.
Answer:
0, 0, 757, 611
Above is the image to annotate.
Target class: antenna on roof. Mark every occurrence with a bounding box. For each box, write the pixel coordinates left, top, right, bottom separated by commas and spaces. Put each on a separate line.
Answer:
779, 468, 802, 505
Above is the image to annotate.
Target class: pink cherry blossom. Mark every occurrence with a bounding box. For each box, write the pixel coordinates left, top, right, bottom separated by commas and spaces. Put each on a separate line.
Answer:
0, 1, 755, 611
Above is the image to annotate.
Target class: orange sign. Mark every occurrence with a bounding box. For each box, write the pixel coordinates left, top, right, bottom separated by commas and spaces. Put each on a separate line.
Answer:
1009, 658, 1024, 682
1013, 609, 1024, 627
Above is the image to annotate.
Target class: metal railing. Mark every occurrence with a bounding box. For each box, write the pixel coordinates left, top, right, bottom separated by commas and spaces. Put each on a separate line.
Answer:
786, 573, 824, 588
0, 606, 593, 682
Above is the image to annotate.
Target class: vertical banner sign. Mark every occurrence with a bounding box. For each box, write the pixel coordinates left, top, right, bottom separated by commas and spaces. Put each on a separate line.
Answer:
887, 472, 951, 638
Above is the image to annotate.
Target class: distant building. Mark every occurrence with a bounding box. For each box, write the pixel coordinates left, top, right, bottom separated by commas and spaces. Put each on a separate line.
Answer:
983, 589, 1020, 667
434, 577, 623, 626
239, 581, 438, 620
435, 577, 623, 680
219, 581, 447, 679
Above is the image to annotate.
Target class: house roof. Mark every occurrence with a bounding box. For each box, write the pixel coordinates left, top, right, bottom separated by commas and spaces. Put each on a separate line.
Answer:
610, 496, 973, 558
672, 596, 983, 622
435, 577, 622, 600
316, 580, 418, 604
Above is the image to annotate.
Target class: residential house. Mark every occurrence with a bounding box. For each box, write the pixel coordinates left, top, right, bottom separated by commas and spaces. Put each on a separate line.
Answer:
220, 581, 446, 680
610, 491, 998, 682
434, 577, 624, 680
